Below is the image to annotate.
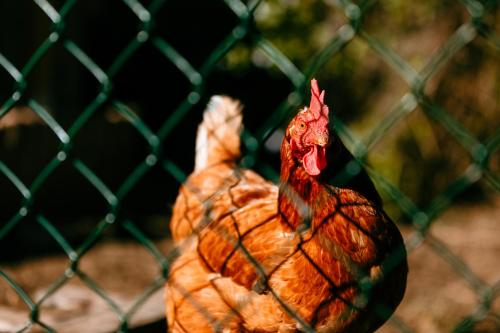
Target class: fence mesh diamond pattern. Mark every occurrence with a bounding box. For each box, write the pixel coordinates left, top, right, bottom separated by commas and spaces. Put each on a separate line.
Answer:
0, 0, 499, 332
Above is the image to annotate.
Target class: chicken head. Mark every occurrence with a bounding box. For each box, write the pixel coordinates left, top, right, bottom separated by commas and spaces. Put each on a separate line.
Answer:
286, 79, 330, 176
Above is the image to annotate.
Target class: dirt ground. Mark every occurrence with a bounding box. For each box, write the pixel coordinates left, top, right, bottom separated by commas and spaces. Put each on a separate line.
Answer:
0, 196, 499, 332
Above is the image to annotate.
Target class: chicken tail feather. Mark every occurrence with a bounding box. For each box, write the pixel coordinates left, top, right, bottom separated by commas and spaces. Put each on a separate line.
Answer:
194, 95, 242, 172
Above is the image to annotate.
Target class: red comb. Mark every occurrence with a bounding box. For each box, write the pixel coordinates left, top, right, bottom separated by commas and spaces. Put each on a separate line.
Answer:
309, 79, 328, 118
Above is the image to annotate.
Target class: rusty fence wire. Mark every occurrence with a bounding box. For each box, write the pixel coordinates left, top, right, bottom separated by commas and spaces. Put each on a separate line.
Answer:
0, 0, 499, 332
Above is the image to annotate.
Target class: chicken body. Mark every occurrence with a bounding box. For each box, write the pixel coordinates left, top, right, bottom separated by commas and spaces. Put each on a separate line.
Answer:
165, 84, 407, 332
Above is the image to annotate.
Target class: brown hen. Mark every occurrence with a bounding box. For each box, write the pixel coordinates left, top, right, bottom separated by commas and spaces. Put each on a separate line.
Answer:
165, 80, 408, 332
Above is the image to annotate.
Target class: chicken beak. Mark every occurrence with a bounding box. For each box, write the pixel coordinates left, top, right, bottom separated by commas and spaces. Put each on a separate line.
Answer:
315, 135, 329, 147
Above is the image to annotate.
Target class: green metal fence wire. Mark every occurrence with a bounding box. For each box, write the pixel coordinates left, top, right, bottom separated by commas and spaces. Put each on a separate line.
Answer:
0, 0, 499, 332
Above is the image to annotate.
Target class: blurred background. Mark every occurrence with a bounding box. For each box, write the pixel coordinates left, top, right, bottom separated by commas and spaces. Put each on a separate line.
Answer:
0, 0, 499, 332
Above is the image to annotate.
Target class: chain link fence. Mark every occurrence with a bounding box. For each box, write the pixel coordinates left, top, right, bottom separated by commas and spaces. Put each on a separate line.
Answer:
0, 0, 499, 332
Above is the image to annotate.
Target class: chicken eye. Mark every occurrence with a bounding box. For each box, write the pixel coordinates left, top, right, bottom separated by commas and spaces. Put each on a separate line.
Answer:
298, 122, 307, 130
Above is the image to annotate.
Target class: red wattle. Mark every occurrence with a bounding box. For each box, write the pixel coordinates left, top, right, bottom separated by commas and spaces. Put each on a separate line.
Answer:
303, 145, 327, 176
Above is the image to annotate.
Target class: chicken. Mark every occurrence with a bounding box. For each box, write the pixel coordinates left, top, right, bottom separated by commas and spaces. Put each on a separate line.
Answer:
165, 80, 408, 332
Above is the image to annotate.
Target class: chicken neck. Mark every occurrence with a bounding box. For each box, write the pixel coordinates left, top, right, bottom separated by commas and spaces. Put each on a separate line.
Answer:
278, 139, 331, 231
